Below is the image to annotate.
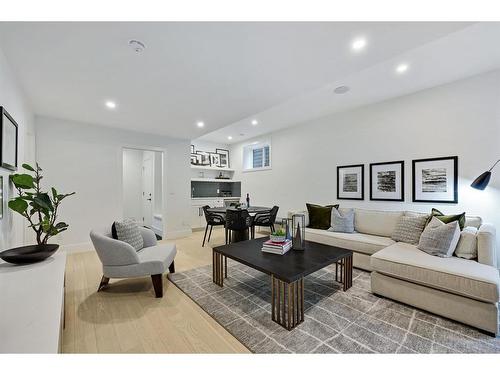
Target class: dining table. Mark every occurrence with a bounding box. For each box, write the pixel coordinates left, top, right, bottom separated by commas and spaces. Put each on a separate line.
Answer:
207, 206, 272, 242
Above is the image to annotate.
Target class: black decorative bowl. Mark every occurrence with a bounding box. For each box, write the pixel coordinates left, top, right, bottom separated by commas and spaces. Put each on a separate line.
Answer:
0, 244, 60, 265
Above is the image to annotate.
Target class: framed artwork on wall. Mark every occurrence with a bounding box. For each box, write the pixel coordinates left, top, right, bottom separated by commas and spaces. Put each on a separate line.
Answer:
370, 161, 404, 201
337, 164, 364, 200
216, 148, 230, 168
412, 156, 458, 203
1, 107, 18, 171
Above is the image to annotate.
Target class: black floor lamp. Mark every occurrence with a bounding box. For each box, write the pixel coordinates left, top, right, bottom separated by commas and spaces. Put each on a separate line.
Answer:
471, 159, 499, 190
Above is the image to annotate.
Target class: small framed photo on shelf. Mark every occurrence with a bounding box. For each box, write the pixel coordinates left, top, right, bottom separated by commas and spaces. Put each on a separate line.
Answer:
209, 152, 221, 167
412, 156, 458, 203
190, 145, 195, 154
1, 107, 18, 171
195, 151, 211, 166
337, 164, 364, 200
216, 148, 230, 168
190, 153, 202, 165
370, 161, 404, 201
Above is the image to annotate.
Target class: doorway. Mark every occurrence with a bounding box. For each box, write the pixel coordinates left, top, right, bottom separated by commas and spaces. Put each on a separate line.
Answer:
122, 148, 164, 238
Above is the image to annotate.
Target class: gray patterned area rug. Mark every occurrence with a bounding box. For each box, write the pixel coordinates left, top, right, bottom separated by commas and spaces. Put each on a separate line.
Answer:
168, 260, 500, 353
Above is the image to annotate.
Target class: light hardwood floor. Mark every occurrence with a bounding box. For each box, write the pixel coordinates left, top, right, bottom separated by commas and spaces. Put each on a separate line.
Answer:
63, 228, 258, 353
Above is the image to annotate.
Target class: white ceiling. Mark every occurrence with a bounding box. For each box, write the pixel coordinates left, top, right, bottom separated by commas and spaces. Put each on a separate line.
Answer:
0, 22, 489, 141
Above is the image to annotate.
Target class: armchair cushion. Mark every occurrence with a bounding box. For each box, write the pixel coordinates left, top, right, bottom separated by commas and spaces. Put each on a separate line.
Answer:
113, 218, 144, 251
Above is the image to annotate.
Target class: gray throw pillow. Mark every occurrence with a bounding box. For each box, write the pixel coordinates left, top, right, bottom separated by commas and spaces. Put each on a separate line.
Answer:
328, 208, 354, 233
391, 214, 429, 244
114, 218, 144, 251
454, 226, 478, 260
417, 217, 460, 258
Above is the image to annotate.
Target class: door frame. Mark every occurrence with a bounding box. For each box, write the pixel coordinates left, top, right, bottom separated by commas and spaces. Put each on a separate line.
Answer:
121, 146, 165, 236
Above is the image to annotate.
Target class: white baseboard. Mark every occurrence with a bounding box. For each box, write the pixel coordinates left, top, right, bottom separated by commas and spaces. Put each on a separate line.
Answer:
60, 241, 93, 254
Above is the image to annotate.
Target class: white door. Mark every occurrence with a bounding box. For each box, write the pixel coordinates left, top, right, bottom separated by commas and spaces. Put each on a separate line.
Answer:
142, 153, 154, 227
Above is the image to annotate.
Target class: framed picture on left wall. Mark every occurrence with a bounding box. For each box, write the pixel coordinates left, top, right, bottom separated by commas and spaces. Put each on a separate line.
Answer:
337, 164, 364, 200
0, 107, 18, 171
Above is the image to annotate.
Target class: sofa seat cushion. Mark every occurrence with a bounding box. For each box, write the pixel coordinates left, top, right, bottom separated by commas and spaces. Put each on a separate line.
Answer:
103, 243, 177, 278
371, 242, 500, 303
305, 228, 395, 255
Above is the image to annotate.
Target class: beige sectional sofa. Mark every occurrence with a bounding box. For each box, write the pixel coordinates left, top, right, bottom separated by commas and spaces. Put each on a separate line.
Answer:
288, 208, 500, 335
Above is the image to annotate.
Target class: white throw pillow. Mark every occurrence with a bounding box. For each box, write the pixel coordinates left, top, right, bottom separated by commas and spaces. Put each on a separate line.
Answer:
454, 226, 478, 260
417, 217, 460, 258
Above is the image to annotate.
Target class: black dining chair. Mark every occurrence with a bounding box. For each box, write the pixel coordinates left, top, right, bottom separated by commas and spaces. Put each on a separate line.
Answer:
202, 205, 226, 247
225, 209, 253, 244
251, 206, 279, 239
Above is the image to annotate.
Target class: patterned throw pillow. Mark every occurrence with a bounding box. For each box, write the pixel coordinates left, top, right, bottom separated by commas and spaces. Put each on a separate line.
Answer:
113, 218, 144, 251
328, 208, 354, 233
391, 214, 429, 244
306, 203, 339, 230
427, 208, 466, 230
454, 227, 478, 260
418, 217, 460, 258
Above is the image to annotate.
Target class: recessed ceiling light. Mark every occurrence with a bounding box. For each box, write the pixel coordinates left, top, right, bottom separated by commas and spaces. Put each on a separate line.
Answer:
334, 86, 350, 94
396, 63, 409, 74
196, 121, 205, 128
251, 119, 258, 126
129, 40, 146, 53
105, 101, 116, 109
351, 38, 367, 52
227, 136, 233, 140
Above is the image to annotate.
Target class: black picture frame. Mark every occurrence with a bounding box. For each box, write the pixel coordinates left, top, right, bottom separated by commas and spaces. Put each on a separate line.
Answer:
0, 175, 3, 219
412, 156, 458, 203
337, 164, 364, 200
208, 152, 221, 167
369, 161, 405, 201
195, 151, 211, 166
0, 107, 18, 171
190, 153, 202, 165
216, 148, 230, 168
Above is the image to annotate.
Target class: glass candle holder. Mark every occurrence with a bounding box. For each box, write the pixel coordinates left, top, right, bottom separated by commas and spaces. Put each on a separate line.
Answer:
291, 214, 306, 251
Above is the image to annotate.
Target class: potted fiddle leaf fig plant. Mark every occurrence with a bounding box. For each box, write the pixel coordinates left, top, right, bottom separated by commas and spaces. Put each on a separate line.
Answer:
0, 163, 75, 264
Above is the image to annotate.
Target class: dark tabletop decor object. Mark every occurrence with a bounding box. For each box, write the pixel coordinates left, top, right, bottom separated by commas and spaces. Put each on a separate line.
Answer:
0, 244, 59, 265
2, 163, 76, 265
291, 213, 305, 250
471, 159, 499, 190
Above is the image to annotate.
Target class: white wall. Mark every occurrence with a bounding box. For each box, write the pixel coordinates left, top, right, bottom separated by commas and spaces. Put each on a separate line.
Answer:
231, 70, 500, 265
0, 46, 35, 251
122, 148, 144, 222
36, 116, 191, 248
153, 151, 163, 215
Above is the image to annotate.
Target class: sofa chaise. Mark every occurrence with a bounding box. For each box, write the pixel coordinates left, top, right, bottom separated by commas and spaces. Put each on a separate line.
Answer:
288, 208, 499, 335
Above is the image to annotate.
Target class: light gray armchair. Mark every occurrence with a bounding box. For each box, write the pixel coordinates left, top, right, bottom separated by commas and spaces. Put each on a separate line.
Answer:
90, 226, 177, 298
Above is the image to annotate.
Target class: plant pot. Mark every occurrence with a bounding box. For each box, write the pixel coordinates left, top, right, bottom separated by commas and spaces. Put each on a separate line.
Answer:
269, 235, 286, 243
0, 244, 60, 265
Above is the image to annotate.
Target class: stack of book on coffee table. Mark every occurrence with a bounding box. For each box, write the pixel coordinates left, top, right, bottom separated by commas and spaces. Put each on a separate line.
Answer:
261, 239, 292, 255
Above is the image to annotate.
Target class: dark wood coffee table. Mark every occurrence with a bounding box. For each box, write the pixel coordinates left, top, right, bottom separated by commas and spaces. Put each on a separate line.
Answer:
212, 238, 353, 331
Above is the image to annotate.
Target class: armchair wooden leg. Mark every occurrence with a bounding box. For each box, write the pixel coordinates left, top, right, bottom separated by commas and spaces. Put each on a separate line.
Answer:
97, 275, 110, 292
151, 274, 163, 298
169, 260, 175, 273
202, 224, 209, 247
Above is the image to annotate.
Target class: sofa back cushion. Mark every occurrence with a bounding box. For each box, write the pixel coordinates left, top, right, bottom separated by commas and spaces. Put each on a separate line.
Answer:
391, 214, 428, 244
354, 209, 404, 237
329, 208, 355, 233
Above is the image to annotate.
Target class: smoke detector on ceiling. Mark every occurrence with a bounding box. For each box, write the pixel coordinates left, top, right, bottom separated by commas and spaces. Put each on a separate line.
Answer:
334, 85, 350, 94
129, 40, 146, 53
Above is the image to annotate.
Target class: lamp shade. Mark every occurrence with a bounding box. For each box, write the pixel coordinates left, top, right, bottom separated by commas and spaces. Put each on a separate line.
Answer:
471, 171, 491, 190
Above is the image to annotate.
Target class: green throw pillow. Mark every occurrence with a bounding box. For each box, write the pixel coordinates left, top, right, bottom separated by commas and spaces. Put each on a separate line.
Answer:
306, 203, 339, 230
427, 208, 466, 230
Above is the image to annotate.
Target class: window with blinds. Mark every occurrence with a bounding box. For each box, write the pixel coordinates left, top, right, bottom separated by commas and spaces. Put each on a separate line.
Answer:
243, 141, 271, 171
